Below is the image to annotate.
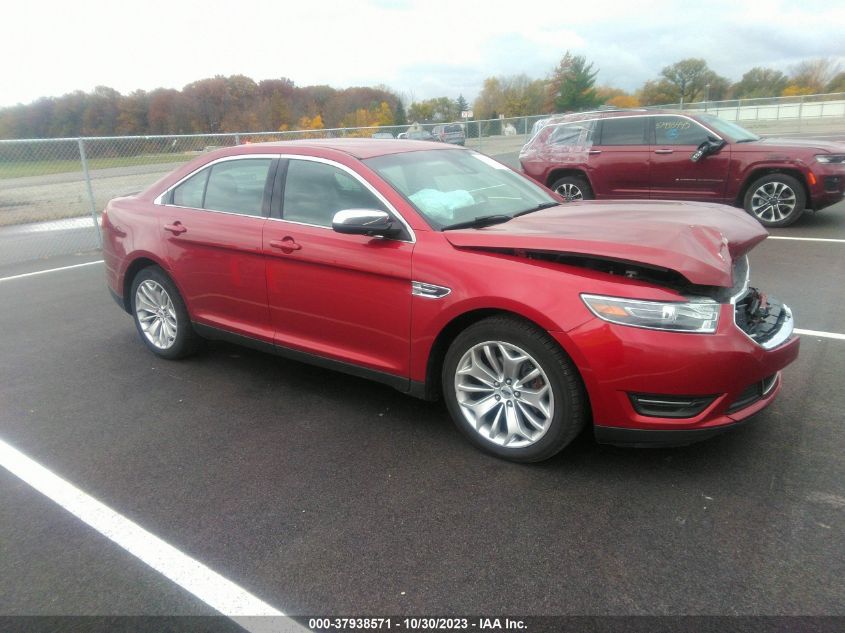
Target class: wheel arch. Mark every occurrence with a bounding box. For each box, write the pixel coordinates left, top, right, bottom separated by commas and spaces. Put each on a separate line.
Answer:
420, 308, 590, 407
737, 167, 811, 209
546, 168, 592, 190
121, 254, 171, 313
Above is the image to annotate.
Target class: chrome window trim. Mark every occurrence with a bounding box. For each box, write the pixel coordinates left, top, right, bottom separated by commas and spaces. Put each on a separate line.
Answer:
153, 154, 280, 206
155, 153, 416, 243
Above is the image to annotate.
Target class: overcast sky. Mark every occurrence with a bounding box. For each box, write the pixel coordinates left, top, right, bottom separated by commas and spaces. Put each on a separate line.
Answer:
1, 0, 843, 108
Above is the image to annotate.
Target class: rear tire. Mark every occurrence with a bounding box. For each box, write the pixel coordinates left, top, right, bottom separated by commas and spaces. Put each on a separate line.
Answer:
550, 175, 593, 202
743, 173, 806, 227
130, 266, 199, 359
442, 316, 587, 462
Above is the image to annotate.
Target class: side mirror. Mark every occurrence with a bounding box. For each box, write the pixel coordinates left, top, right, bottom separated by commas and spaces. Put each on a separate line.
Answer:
332, 209, 398, 237
691, 138, 726, 162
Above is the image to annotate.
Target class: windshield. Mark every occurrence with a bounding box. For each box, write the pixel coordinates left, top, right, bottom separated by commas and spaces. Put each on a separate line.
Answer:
363, 149, 557, 230
697, 114, 760, 142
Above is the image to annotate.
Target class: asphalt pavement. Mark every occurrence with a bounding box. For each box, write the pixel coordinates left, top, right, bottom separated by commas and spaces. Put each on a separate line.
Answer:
0, 196, 843, 624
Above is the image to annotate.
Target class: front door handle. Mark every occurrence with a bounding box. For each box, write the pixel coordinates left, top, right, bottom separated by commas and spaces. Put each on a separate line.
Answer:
164, 222, 187, 235
654, 149, 674, 154
269, 237, 302, 253
588, 149, 602, 155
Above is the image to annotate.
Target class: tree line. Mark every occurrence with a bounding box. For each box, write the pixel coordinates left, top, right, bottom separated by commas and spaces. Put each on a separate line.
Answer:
1, 56, 843, 140
470, 54, 845, 119
0, 75, 407, 140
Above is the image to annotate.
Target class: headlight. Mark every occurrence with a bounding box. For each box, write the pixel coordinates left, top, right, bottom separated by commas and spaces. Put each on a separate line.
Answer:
581, 294, 720, 333
815, 154, 845, 164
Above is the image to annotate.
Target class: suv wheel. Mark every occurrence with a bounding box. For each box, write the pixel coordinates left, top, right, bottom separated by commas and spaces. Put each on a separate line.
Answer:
550, 175, 593, 202
442, 316, 586, 462
744, 174, 806, 227
130, 266, 199, 359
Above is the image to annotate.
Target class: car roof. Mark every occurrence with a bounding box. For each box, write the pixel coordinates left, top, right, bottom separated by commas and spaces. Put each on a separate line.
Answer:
240, 137, 462, 159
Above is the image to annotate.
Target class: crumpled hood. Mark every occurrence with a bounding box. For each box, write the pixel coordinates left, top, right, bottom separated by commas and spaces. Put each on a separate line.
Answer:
443, 201, 768, 287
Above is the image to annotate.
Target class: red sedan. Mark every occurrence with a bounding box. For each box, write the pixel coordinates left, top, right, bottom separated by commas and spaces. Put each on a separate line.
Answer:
102, 139, 799, 462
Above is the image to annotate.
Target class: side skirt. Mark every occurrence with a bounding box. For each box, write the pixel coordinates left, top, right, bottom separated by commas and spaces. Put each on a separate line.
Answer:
192, 322, 419, 396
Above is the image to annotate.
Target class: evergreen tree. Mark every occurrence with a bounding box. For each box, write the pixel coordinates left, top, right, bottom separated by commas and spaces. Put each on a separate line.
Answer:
549, 52, 601, 113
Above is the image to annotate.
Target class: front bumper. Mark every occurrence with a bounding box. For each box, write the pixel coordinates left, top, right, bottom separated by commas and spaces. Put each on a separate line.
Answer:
552, 298, 799, 444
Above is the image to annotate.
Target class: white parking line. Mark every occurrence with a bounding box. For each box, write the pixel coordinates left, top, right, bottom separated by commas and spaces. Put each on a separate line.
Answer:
0, 437, 305, 632
795, 328, 845, 341
768, 236, 845, 244
0, 260, 104, 283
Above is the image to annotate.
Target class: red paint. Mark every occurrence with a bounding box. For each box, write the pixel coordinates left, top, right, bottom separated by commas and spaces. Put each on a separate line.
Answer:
103, 139, 799, 439
520, 109, 845, 212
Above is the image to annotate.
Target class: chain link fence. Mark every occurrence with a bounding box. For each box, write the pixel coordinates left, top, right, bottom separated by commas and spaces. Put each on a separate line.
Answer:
0, 115, 552, 266
1, 99, 843, 266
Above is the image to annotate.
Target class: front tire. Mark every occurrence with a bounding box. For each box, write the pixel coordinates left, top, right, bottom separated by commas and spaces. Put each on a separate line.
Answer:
550, 175, 593, 202
743, 173, 806, 227
130, 266, 198, 359
442, 316, 587, 462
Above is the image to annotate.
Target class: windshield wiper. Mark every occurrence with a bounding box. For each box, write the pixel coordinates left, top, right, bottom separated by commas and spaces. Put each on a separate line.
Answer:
441, 214, 513, 231
513, 201, 560, 217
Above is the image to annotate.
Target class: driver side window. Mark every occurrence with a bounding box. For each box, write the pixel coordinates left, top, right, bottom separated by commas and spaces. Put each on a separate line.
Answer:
282, 160, 387, 227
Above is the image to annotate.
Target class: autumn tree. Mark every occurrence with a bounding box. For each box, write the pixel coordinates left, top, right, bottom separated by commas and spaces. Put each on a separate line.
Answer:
785, 58, 842, 94
547, 52, 601, 113
827, 71, 845, 93
731, 67, 788, 99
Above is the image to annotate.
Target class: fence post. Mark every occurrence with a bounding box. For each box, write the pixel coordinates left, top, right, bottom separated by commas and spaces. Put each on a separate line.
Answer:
477, 120, 482, 151
798, 95, 804, 132
77, 138, 102, 248
234, 133, 240, 145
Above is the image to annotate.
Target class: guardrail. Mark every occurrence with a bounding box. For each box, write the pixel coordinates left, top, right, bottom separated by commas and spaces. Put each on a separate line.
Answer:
649, 92, 845, 123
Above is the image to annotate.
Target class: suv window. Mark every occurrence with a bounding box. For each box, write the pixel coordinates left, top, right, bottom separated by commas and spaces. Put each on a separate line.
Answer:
170, 158, 272, 216
654, 116, 712, 146
283, 159, 387, 227
548, 120, 595, 148
599, 117, 647, 145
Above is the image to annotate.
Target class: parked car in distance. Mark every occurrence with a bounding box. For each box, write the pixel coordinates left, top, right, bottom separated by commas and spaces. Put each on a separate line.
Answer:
371, 132, 394, 139
401, 129, 435, 141
519, 108, 845, 227
431, 123, 466, 145
103, 139, 798, 462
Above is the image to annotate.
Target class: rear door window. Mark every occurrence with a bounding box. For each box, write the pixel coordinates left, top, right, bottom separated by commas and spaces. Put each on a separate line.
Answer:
598, 117, 647, 145
203, 159, 273, 216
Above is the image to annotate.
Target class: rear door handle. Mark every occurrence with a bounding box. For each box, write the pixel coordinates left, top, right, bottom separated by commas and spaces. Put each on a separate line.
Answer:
269, 237, 302, 253
164, 222, 187, 235
654, 149, 674, 154
588, 149, 602, 155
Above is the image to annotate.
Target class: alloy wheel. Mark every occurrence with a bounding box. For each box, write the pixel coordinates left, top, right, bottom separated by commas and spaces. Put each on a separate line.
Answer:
135, 280, 178, 350
454, 341, 554, 448
750, 181, 797, 223
555, 183, 583, 201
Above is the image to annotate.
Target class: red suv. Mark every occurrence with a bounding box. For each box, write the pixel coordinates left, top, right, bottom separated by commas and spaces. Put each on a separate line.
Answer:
103, 140, 798, 462
519, 109, 845, 227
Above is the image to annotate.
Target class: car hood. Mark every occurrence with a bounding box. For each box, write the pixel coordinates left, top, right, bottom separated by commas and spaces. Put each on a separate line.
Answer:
737, 137, 845, 153
443, 201, 768, 288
